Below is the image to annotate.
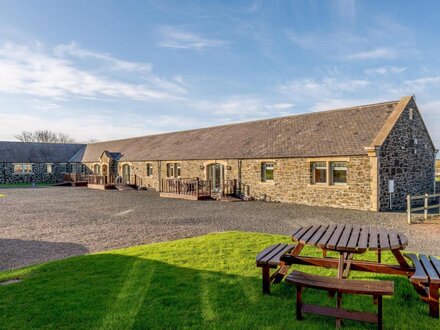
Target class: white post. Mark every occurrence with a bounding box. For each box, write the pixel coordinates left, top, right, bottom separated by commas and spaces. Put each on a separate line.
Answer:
407, 195, 412, 224
424, 193, 429, 221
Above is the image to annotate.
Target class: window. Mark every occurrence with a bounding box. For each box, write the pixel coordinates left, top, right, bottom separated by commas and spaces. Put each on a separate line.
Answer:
166, 163, 180, 178
13, 164, 23, 174
331, 162, 347, 185
70, 163, 77, 173
81, 164, 86, 173
46, 164, 53, 174
146, 163, 153, 177
13, 163, 33, 174
93, 164, 101, 174
261, 162, 274, 182
60, 163, 67, 173
311, 162, 327, 184
166, 163, 174, 178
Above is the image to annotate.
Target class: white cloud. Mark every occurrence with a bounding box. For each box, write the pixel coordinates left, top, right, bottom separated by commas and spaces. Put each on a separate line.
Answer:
279, 77, 370, 99
345, 47, 396, 60
365, 66, 407, 75
53, 42, 152, 72
192, 96, 295, 121
158, 26, 226, 50
309, 98, 386, 112
0, 41, 186, 101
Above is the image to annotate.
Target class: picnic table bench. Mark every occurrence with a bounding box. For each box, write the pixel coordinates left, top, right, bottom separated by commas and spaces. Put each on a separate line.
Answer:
404, 253, 440, 317
286, 271, 394, 329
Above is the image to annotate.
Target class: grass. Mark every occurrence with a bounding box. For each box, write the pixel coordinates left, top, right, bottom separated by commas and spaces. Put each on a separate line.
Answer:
0, 231, 436, 329
0, 183, 53, 188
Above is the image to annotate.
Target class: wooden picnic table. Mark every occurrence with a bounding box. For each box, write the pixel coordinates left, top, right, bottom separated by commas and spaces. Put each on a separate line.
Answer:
278, 224, 413, 280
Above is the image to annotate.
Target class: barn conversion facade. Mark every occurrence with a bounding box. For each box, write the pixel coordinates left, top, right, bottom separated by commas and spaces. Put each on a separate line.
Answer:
0, 96, 437, 211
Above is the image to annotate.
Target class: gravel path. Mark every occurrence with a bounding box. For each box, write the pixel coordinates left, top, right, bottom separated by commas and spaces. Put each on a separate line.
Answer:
1, 187, 439, 270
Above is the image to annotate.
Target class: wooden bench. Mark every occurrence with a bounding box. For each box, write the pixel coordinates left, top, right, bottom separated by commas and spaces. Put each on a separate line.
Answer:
256, 243, 296, 294
404, 253, 440, 318
286, 271, 394, 329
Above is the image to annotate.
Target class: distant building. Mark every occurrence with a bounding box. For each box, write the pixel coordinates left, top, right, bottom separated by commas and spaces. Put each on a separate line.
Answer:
0, 96, 437, 211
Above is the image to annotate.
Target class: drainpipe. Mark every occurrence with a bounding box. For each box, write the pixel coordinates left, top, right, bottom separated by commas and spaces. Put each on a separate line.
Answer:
158, 160, 161, 191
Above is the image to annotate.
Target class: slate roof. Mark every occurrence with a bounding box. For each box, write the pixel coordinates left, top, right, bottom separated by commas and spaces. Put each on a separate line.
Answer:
0, 142, 85, 163
71, 100, 399, 162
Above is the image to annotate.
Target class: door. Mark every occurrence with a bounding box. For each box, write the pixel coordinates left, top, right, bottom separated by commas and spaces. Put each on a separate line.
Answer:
122, 164, 130, 184
207, 163, 224, 192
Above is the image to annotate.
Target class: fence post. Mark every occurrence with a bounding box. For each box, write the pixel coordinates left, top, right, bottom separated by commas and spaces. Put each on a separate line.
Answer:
424, 193, 429, 221
196, 178, 200, 199
407, 195, 411, 224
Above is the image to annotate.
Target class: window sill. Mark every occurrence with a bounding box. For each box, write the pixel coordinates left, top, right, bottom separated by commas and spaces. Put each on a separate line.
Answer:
308, 184, 349, 189
13, 173, 34, 175
259, 181, 275, 185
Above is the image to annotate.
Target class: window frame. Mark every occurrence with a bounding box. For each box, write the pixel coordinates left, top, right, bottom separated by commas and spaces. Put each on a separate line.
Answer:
60, 163, 67, 174
261, 162, 274, 182
311, 161, 327, 185
330, 161, 348, 185
46, 163, 53, 174
13, 163, 33, 175
146, 163, 153, 177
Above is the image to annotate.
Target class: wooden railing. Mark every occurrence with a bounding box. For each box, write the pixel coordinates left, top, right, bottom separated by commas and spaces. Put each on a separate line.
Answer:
223, 179, 237, 196
63, 173, 87, 182
407, 193, 440, 223
161, 178, 211, 199
87, 175, 116, 185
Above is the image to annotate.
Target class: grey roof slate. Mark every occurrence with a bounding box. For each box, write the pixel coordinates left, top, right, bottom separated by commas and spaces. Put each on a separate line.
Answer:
72, 100, 398, 162
0, 142, 85, 163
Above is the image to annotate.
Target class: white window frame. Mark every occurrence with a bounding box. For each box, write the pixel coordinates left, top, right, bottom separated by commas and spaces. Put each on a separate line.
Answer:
146, 163, 153, 177
46, 163, 53, 174
176, 163, 181, 178
261, 162, 274, 182
166, 163, 174, 178
13, 163, 33, 174
311, 162, 327, 185
330, 162, 348, 185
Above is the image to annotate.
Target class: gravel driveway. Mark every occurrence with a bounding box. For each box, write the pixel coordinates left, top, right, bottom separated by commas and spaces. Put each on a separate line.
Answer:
1, 186, 439, 270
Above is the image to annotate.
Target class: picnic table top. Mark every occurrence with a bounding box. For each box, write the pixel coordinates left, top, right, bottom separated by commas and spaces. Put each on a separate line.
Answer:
292, 224, 408, 253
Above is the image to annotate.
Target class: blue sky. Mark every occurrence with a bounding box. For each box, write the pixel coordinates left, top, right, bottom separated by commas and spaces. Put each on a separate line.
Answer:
0, 0, 439, 148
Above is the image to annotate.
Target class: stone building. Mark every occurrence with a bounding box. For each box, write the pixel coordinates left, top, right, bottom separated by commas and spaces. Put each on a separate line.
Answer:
0, 142, 84, 184
0, 96, 437, 211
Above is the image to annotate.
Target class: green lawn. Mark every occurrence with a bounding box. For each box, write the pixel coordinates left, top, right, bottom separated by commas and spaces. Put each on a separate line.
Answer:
0, 231, 436, 329
0, 183, 53, 188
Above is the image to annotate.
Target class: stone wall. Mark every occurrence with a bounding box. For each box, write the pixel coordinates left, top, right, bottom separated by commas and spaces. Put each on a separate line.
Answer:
378, 99, 437, 211
240, 156, 372, 210
0, 162, 67, 184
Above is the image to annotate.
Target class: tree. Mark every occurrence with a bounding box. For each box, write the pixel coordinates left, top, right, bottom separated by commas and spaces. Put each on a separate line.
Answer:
14, 130, 77, 143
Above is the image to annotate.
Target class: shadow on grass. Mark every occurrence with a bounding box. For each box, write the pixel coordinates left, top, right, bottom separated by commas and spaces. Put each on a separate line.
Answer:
0, 252, 438, 329
0, 239, 89, 271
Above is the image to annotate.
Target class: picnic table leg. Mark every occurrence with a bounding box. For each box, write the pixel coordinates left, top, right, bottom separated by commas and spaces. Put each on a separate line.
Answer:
377, 249, 381, 263
337, 253, 345, 279
377, 295, 383, 330
428, 283, 439, 318
296, 285, 304, 320
262, 266, 270, 294
391, 249, 410, 268
273, 243, 305, 283
322, 248, 327, 258
336, 291, 342, 328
